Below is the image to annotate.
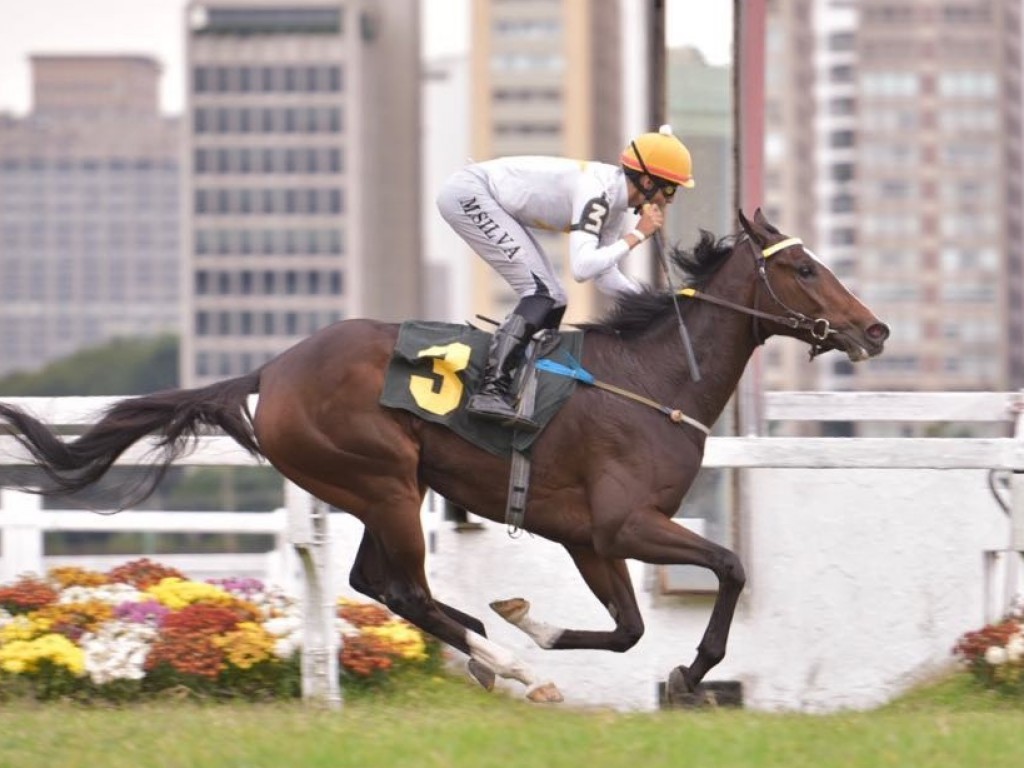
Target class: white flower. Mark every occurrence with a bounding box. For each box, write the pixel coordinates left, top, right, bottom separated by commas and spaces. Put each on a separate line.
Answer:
59, 584, 145, 605
1006, 633, 1024, 663
264, 610, 304, 658
984, 645, 1009, 666
273, 635, 301, 659
79, 620, 158, 685
263, 615, 301, 637
0, 608, 12, 629
337, 618, 358, 637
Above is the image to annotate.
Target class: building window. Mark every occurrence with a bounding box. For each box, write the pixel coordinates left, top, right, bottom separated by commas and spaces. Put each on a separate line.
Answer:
831, 193, 855, 213
831, 163, 854, 182
830, 130, 855, 148
830, 228, 856, 246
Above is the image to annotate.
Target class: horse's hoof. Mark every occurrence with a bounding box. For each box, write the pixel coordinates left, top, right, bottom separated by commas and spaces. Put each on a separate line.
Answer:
665, 665, 708, 708
467, 659, 495, 691
490, 597, 530, 624
525, 681, 563, 703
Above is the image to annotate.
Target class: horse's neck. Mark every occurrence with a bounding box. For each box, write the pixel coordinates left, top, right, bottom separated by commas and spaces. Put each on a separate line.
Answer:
652, 269, 760, 426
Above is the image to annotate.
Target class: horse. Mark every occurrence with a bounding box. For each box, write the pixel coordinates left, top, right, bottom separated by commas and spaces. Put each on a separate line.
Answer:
0, 209, 889, 703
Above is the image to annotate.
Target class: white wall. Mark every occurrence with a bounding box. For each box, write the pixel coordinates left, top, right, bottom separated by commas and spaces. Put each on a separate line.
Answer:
324, 467, 1011, 712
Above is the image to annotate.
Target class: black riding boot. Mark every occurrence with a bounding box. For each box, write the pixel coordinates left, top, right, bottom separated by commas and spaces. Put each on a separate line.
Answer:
467, 313, 538, 431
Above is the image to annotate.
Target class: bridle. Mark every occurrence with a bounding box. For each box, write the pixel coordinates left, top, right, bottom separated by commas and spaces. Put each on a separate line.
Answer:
675, 236, 838, 359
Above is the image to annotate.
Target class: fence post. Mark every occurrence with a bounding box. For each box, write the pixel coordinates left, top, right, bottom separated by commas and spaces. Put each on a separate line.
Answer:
0, 489, 44, 583
1010, 392, 1024, 609
286, 481, 341, 709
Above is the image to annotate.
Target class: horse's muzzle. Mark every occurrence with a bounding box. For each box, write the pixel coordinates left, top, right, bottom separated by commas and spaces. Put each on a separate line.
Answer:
836, 321, 889, 362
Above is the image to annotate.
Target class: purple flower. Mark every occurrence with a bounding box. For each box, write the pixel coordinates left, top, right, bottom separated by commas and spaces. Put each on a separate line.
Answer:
115, 599, 170, 627
207, 577, 265, 596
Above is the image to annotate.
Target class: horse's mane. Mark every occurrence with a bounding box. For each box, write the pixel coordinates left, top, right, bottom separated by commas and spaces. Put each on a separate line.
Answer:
579, 230, 736, 338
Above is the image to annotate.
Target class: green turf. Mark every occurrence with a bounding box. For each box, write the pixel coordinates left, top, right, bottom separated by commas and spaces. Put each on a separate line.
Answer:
0, 672, 1020, 768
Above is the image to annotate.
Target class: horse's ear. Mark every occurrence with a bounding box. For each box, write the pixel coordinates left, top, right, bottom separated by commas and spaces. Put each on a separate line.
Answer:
753, 207, 782, 235
738, 209, 767, 244
737, 209, 754, 237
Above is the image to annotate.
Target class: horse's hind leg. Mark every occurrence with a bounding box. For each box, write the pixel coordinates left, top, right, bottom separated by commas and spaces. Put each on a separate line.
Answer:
491, 547, 645, 652
363, 503, 562, 702
349, 528, 496, 690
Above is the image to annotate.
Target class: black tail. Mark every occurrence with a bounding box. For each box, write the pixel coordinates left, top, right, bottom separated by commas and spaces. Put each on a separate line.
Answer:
0, 372, 262, 506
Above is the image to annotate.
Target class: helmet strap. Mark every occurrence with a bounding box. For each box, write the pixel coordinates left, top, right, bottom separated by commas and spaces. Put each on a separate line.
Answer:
629, 140, 661, 212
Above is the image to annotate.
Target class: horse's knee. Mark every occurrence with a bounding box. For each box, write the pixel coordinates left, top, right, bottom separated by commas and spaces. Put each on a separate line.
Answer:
716, 550, 746, 590
609, 619, 644, 653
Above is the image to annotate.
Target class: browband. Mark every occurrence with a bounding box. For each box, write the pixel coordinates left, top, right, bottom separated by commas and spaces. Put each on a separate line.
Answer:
761, 237, 803, 258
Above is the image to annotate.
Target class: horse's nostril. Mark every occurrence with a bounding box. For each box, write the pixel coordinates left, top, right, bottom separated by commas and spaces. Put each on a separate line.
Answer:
867, 323, 890, 343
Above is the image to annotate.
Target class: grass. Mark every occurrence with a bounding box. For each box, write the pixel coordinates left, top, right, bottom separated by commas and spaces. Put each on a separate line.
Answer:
0, 672, 1021, 768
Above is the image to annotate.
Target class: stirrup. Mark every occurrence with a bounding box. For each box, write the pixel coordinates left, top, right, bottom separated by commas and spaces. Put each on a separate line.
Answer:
466, 393, 539, 432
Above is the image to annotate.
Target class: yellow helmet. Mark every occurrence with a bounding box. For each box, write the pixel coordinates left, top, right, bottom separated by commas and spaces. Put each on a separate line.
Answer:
620, 124, 695, 188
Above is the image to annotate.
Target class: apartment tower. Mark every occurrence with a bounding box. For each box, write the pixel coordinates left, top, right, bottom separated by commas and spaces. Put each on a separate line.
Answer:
763, 0, 1023, 394
0, 56, 180, 378
466, 0, 623, 325
182, 0, 421, 386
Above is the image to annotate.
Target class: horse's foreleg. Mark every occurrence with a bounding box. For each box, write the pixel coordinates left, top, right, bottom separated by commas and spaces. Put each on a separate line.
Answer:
597, 509, 746, 692
491, 547, 644, 653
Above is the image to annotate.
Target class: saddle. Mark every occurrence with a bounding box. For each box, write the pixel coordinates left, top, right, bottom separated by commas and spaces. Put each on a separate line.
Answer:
379, 321, 584, 459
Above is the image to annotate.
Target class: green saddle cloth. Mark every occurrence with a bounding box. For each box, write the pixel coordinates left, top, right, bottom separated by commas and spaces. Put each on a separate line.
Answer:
379, 321, 583, 457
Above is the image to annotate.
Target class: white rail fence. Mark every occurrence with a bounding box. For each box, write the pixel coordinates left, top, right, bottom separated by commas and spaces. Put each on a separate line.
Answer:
1, 392, 1022, 711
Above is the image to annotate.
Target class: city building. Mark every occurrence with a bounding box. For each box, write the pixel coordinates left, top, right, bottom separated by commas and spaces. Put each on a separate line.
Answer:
464, 0, 625, 325
0, 55, 180, 378
422, 54, 471, 323
182, 0, 422, 386
665, 46, 733, 250
763, 0, 1023, 395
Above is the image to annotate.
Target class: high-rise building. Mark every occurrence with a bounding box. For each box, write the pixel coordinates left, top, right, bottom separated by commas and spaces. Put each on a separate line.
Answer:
665, 47, 733, 249
760, 0, 820, 393
0, 56, 180, 378
182, 0, 422, 386
422, 54, 471, 323
763, 0, 1023, 394
464, 0, 624, 325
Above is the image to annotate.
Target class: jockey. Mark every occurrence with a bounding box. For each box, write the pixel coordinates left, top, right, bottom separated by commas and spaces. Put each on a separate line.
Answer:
436, 124, 694, 430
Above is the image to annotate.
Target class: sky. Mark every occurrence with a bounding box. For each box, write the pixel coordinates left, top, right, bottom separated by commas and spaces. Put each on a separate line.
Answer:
0, 0, 732, 116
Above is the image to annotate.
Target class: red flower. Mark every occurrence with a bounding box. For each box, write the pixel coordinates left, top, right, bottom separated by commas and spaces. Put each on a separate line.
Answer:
146, 603, 251, 679
106, 558, 187, 590
0, 576, 58, 614
953, 618, 1021, 662
340, 633, 396, 677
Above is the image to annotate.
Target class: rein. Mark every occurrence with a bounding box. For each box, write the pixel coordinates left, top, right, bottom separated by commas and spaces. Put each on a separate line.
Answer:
535, 236, 835, 437
535, 357, 712, 436
676, 237, 837, 358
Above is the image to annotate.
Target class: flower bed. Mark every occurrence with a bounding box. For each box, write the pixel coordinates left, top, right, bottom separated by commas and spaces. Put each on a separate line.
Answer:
953, 600, 1024, 696
0, 559, 437, 702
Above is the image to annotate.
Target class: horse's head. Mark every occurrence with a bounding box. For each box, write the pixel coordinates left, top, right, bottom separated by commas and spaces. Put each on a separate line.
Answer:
737, 208, 889, 361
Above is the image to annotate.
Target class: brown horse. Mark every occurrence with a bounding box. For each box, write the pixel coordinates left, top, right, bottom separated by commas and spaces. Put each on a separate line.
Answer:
0, 209, 888, 702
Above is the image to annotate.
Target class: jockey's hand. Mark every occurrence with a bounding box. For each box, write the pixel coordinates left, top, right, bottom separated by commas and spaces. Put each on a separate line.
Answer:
637, 203, 664, 238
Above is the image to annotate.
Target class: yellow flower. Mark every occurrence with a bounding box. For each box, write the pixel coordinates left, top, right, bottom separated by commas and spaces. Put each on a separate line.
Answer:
364, 620, 428, 662
0, 633, 85, 676
145, 578, 234, 610
47, 566, 109, 589
0, 615, 53, 643
214, 621, 276, 669
33, 600, 113, 633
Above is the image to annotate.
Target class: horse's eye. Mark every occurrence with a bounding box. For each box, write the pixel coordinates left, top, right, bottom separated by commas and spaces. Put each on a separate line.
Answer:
797, 264, 815, 279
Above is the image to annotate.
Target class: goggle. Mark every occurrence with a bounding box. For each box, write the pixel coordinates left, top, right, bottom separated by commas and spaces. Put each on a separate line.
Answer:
657, 181, 678, 200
